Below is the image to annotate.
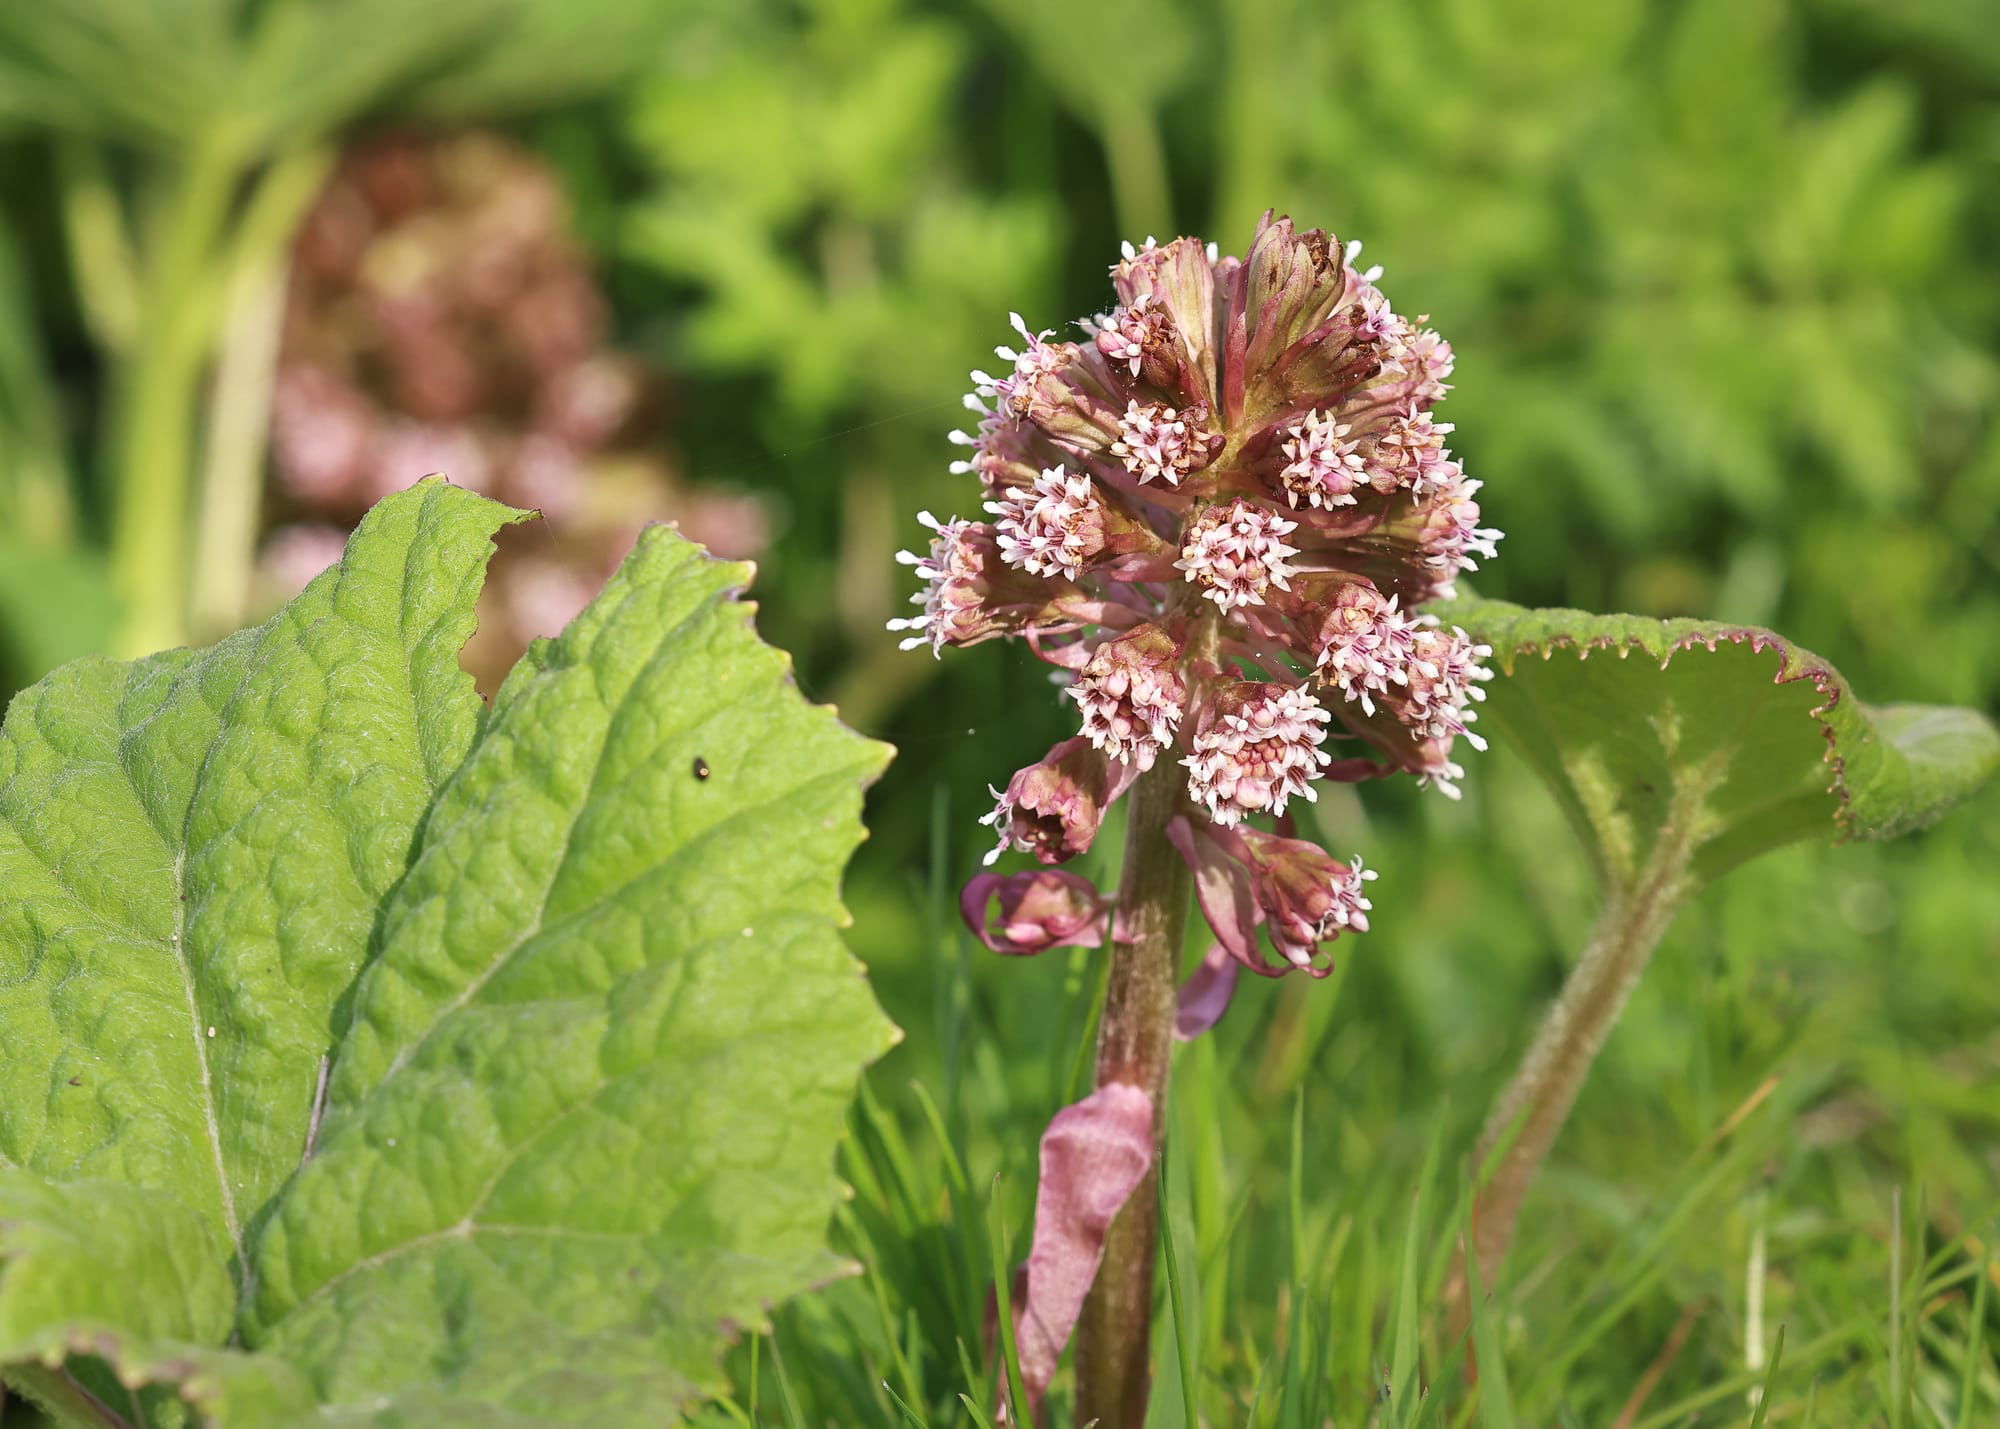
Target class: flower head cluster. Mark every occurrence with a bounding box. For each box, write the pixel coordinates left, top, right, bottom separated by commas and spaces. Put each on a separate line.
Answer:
910, 215, 1501, 982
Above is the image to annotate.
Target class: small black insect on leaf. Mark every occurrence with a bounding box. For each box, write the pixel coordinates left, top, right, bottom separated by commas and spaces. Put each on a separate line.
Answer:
692, 756, 711, 781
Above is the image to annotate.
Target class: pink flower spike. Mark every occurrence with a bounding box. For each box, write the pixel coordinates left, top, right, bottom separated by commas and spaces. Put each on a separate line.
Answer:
1092, 293, 1170, 379
987, 466, 1107, 580
1278, 409, 1365, 509
1420, 472, 1503, 589
1111, 399, 1213, 487
1315, 583, 1419, 716
1172, 818, 1375, 977
1180, 682, 1332, 826
1362, 406, 1456, 497
1012, 1083, 1156, 1412
1175, 499, 1300, 612
1398, 622, 1495, 753
961, 870, 1110, 956
888, 513, 1086, 656
970, 313, 1073, 423
1231, 827, 1377, 972
1067, 624, 1189, 770
981, 737, 1143, 865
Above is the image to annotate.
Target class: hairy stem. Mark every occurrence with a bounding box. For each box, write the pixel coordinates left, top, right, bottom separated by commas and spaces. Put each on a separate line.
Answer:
0, 218, 76, 548
1448, 827, 1694, 1337
1074, 762, 1191, 1429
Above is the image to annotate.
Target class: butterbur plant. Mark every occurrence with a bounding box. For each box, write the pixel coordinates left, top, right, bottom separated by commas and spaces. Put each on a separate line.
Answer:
0, 480, 895, 1427
911, 214, 1999, 1424
901, 213, 1498, 1425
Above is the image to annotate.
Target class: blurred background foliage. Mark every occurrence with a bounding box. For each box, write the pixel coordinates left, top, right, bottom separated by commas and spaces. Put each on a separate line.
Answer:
2, 0, 1998, 1422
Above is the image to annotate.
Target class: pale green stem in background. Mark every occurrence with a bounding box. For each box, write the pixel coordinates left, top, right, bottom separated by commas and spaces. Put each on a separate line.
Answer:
1074, 761, 1192, 1429
0, 217, 78, 547
1099, 102, 1172, 242
57, 136, 143, 358
189, 147, 330, 641
110, 130, 243, 656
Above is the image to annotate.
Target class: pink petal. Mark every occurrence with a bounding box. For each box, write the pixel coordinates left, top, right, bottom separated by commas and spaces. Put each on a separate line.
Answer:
1174, 943, 1240, 1040
1166, 815, 1261, 969
961, 870, 1110, 955
1013, 1082, 1155, 1409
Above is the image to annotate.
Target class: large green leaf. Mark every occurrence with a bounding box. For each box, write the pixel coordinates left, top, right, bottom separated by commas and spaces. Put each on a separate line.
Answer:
0, 481, 895, 1426
1444, 596, 2000, 890
0, 480, 525, 1261
242, 522, 896, 1423
0, 1173, 311, 1427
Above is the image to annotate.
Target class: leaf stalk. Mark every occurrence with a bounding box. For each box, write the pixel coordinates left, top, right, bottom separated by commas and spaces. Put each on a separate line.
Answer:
1447, 818, 1696, 1340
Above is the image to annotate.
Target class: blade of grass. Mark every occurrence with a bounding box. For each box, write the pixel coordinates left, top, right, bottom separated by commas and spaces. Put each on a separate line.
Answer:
1063, 953, 1112, 1107
1463, 1219, 1518, 1429
1746, 1324, 1785, 1429
907, 1073, 990, 1350
1957, 1228, 1992, 1427
927, 783, 966, 1129
837, 1201, 928, 1413
1277, 1296, 1310, 1429
1159, 1140, 1200, 1428
1389, 1118, 1446, 1425
1526, 1130, 1776, 1401
956, 1336, 994, 1418
882, 1379, 933, 1429
987, 1175, 1031, 1424
705, 1394, 754, 1427
1631, 1322, 1866, 1429
1288, 1087, 1306, 1290
768, 1330, 807, 1429
1891, 1187, 1904, 1429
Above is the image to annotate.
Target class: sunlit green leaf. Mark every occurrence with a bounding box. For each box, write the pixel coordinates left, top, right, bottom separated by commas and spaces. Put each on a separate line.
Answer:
0, 1173, 312, 1427
244, 521, 896, 1424
0, 482, 895, 1426
1445, 596, 2000, 890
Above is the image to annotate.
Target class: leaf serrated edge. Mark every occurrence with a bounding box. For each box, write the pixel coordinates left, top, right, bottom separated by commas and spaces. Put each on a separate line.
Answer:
1445, 598, 1997, 842
3, 1322, 305, 1424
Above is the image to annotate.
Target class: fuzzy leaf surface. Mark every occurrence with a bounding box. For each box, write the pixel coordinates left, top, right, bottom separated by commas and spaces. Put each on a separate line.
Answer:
1444, 596, 2000, 890
0, 479, 526, 1260
2, 481, 893, 1425
0, 1172, 311, 1427
241, 525, 896, 1425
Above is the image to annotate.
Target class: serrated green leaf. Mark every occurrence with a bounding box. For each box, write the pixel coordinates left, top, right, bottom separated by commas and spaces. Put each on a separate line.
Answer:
1442, 596, 2000, 890
0, 1171, 313, 1427
241, 524, 896, 1424
0, 479, 528, 1265
2, 483, 896, 1426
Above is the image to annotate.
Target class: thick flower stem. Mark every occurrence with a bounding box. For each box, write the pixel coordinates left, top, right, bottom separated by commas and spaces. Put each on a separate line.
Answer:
1448, 825, 1694, 1342
1074, 761, 1192, 1429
